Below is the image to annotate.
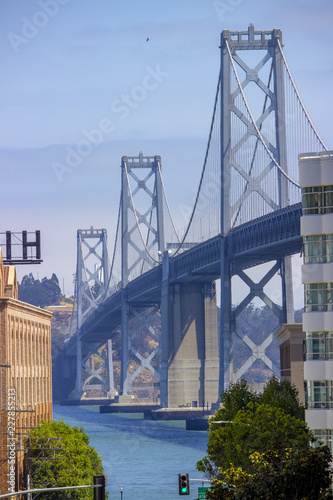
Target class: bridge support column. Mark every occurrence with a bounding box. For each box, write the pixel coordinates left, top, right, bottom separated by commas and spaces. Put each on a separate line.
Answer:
167, 282, 219, 408
74, 338, 83, 398
203, 283, 221, 404
160, 251, 170, 407
120, 292, 129, 395
107, 339, 117, 397
282, 256, 295, 323
220, 236, 232, 397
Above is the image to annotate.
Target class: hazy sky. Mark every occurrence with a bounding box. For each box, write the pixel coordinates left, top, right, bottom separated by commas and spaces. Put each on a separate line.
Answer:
1, 0, 332, 296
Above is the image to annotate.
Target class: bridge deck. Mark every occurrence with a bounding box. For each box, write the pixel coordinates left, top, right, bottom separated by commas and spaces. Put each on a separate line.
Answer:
66, 203, 302, 353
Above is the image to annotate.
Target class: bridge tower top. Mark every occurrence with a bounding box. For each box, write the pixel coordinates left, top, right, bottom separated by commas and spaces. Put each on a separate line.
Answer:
221, 24, 282, 50
76, 227, 109, 328
220, 24, 288, 234
121, 152, 165, 286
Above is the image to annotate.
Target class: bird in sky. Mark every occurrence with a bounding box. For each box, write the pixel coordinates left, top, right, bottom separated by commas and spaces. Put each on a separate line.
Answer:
146, 37, 149, 42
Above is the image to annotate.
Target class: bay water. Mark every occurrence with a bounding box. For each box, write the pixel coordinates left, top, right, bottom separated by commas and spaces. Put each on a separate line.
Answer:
53, 405, 208, 500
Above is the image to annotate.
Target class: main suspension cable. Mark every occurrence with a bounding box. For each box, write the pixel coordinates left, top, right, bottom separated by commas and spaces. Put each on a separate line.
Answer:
106, 193, 121, 292
157, 159, 180, 243
277, 39, 327, 151
171, 71, 221, 257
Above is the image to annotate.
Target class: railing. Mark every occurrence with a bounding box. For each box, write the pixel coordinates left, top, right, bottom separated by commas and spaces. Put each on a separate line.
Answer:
126, 266, 162, 301
229, 203, 302, 255
170, 235, 221, 280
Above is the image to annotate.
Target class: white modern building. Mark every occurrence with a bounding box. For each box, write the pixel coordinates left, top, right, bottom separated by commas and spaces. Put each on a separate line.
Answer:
300, 150, 333, 451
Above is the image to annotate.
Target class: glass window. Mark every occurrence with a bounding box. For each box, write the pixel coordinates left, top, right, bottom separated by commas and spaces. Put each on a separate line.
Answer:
306, 332, 333, 360
327, 332, 333, 358
324, 186, 333, 214
307, 380, 333, 409
303, 187, 322, 214
304, 235, 326, 263
305, 283, 333, 312
313, 429, 332, 451
306, 332, 326, 360
302, 185, 333, 215
327, 283, 333, 311
326, 235, 333, 262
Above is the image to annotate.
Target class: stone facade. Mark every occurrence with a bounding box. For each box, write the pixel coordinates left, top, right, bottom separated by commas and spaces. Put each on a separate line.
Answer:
300, 150, 333, 452
0, 249, 52, 494
275, 323, 305, 405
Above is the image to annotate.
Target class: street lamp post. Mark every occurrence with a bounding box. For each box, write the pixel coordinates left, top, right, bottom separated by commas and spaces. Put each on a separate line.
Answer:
120, 487, 123, 499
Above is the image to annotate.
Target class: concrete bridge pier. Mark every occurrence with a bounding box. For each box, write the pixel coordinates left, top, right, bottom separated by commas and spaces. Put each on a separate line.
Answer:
161, 271, 219, 408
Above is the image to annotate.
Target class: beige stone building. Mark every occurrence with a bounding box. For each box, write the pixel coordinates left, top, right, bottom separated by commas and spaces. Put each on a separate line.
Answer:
0, 249, 52, 493
275, 323, 305, 405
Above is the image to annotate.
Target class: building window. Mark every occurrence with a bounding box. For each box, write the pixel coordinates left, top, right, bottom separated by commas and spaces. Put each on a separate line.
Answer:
304, 283, 333, 312
303, 185, 333, 215
304, 234, 333, 263
306, 332, 333, 360
306, 380, 333, 408
313, 429, 333, 451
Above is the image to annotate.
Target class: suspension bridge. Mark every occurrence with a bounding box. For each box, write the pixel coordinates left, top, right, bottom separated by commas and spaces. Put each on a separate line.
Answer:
64, 25, 328, 409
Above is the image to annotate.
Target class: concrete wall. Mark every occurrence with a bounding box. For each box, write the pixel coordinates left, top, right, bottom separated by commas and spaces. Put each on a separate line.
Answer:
167, 282, 219, 408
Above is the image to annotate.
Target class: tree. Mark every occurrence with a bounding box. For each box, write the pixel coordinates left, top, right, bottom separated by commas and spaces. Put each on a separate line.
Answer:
18, 273, 62, 307
197, 378, 332, 498
207, 446, 332, 499
259, 376, 305, 420
197, 378, 310, 475
41, 273, 62, 305
51, 328, 65, 360
214, 378, 259, 422
19, 273, 45, 307
25, 420, 107, 499
197, 402, 311, 476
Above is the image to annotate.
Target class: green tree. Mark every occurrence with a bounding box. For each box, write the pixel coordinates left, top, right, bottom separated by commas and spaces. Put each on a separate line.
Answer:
26, 420, 107, 499
41, 273, 62, 305
19, 273, 45, 306
207, 446, 332, 500
197, 378, 310, 476
198, 402, 311, 476
19, 273, 62, 307
198, 378, 332, 498
215, 378, 259, 422
51, 328, 65, 360
259, 376, 305, 420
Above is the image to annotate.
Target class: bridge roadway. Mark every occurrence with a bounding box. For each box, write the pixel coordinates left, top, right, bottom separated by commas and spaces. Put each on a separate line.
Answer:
66, 202, 302, 355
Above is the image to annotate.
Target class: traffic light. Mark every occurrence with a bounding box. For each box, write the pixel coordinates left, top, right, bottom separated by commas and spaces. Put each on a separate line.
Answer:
93, 475, 106, 500
178, 473, 190, 495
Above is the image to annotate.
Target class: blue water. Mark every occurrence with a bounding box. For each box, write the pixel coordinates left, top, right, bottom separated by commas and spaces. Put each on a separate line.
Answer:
53, 405, 208, 500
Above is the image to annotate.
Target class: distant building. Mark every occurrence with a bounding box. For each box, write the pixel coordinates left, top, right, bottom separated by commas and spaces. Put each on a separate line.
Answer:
275, 323, 305, 405
0, 249, 52, 493
300, 150, 333, 451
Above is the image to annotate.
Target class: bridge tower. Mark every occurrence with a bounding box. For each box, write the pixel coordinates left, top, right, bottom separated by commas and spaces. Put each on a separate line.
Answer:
220, 26, 294, 392
120, 153, 165, 396
74, 228, 115, 398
